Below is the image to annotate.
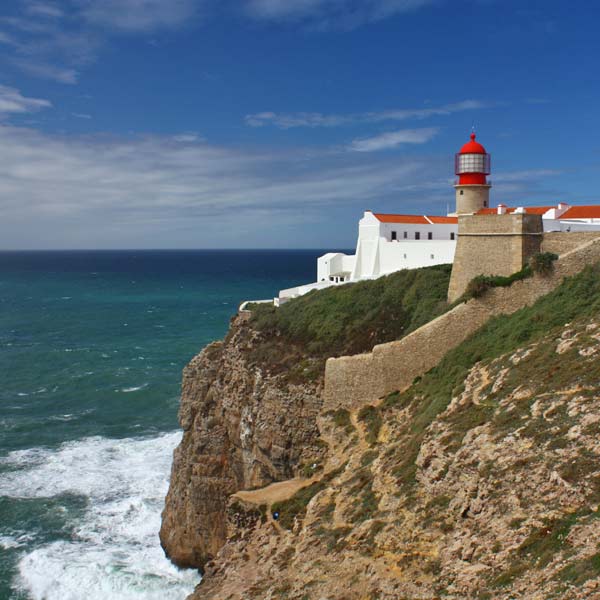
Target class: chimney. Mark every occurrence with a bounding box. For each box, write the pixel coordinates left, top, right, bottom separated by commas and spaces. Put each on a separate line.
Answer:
497, 203, 507, 215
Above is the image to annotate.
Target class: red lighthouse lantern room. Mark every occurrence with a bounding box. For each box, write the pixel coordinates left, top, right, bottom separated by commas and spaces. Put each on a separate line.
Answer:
455, 133, 491, 185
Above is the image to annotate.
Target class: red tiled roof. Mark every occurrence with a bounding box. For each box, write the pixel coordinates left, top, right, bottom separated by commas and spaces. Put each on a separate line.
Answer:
373, 213, 457, 225
476, 206, 554, 215
374, 213, 429, 224
561, 205, 600, 219
427, 215, 458, 224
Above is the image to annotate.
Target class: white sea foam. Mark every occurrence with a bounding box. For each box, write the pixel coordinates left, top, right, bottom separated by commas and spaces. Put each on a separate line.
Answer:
0, 432, 198, 600
120, 384, 148, 393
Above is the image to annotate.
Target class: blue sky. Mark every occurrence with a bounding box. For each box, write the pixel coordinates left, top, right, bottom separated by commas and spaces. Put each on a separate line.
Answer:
0, 0, 598, 249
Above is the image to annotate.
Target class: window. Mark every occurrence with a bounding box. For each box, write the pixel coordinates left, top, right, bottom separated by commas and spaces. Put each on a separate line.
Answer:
391, 231, 397, 241
450, 232, 455, 240
403, 254, 407, 259
428, 232, 433, 240
460, 190, 464, 195
484, 200, 488, 207
339, 277, 345, 282
329, 276, 334, 281
403, 231, 408, 239
415, 232, 420, 240
430, 254, 435, 259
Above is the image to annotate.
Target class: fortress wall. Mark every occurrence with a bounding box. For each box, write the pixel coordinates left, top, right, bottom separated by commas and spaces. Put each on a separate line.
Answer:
323, 236, 600, 412
447, 214, 543, 303
541, 231, 600, 256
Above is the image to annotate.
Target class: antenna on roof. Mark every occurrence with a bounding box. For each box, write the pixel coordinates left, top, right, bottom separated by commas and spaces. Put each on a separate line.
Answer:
471, 120, 476, 134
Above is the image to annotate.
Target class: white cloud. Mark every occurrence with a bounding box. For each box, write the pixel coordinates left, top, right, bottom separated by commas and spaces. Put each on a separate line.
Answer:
0, 122, 444, 248
246, 100, 487, 129
172, 133, 202, 143
350, 127, 439, 152
0, 84, 51, 115
72, 112, 92, 119
25, 2, 65, 19
244, 0, 436, 29
12, 59, 79, 84
245, 111, 351, 129
76, 0, 201, 32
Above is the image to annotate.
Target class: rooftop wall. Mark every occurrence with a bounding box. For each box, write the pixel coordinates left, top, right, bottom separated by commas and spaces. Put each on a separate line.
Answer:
323, 234, 600, 412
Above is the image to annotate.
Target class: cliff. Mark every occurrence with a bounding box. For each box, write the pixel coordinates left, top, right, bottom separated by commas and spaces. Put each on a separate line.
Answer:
160, 265, 452, 568
159, 315, 325, 568
163, 262, 600, 599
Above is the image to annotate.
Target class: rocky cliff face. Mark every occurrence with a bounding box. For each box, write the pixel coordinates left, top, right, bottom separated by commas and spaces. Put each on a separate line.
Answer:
163, 266, 600, 599
160, 314, 325, 569
190, 314, 600, 599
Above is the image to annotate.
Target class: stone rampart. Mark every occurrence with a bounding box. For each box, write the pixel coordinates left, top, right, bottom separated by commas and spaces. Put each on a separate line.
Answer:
447, 213, 543, 303
323, 235, 600, 412
541, 231, 600, 256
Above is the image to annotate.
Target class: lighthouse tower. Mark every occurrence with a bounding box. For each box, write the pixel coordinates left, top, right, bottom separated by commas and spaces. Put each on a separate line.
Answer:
454, 132, 491, 215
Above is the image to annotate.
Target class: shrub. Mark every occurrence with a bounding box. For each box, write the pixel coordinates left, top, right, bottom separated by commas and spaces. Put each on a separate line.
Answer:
463, 266, 532, 300
530, 252, 558, 276
358, 405, 382, 446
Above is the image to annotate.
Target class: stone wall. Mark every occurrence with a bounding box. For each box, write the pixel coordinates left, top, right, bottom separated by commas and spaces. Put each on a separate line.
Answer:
447, 213, 543, 302
541, 231, 600, 256
323, 235, 600, 412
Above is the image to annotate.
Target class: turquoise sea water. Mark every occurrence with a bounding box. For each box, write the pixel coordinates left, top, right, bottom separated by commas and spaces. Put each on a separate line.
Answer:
0, 250, 327, 600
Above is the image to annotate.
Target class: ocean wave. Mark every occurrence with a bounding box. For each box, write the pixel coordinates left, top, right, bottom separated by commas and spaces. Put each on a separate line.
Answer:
120, 384, 148, 393
1, 432, 198, 600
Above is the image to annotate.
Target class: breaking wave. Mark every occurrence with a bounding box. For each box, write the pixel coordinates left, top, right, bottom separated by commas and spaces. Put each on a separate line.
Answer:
0, 432, 198, 600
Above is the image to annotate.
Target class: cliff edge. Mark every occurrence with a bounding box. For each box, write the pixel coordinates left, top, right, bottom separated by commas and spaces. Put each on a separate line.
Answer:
163, 262, 600, 599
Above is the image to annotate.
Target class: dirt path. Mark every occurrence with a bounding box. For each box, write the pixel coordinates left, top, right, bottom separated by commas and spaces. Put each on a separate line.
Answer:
233, 477, 316, 506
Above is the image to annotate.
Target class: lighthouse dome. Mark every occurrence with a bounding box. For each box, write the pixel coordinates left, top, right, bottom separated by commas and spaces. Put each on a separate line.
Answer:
459, 132, 487, 155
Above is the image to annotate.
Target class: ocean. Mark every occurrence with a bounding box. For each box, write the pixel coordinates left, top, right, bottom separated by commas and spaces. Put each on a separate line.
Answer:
0, 250, 328, 600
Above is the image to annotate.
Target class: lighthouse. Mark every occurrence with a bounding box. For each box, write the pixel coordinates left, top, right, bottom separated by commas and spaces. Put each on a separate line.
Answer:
454, 132, 491, 215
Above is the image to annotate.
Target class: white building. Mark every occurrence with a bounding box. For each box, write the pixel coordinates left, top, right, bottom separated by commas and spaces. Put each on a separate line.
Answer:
275, 131, 600, 306
276, 202, 600, 305
278, 211, 458, 304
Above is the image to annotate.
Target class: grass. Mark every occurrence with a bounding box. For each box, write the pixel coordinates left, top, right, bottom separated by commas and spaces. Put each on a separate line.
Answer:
250, 264, 452, 358
461, 252, 558, 300
272, 464, 347, 531
358, 405, 382, 446
326, 408, 355, 434
558, 552, 600, 586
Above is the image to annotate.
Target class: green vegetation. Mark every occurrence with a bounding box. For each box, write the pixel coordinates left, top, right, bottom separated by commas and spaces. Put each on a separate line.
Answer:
360, 450, 379, 467
384, 264, 600, 492
357, 405, 382, 446
272, 481, 327, 530
314, 525, 352, 552
250, 264, 452, 358
530, 251, 559, 276
326, 408, 355, 434
272, 464, 347, 531
462, 252, 558, 300
493, 508, 600, 587
558, 552, 600, 586
348, 468, 379, 522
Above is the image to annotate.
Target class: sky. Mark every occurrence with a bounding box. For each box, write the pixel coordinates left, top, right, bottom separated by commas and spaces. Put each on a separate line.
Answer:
0, 0, 599, 249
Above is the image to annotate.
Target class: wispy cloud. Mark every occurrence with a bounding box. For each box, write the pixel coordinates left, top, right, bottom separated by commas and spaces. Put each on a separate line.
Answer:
75, 0, 201, 32
246, 100, 487, 129
350, 127, 439, 152
0, 0, 206, 84
0, 103, 564, 249
0, 84, 51, 115
244, 0, 436, 29
0, 120, 443, 248
12, 59, 79, 84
